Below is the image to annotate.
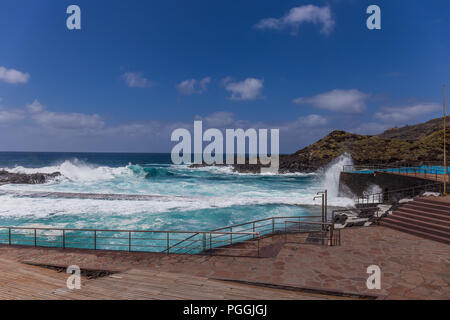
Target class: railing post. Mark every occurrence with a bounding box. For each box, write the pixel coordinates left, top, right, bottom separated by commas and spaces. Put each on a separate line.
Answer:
272, 218, 275, 234
94, 230, 97, 250
8, 228, 11, 245
322, 195, 324, 224
330, 224, 334, 247
34, 229, 37, 247
209, 233, 212, 256
62, 229, 65, 249
252, 222, 255, 239
203, 233, 206, 251
166, 232, 170, 255
230, 227, 232, 245
257, 236, 260, 258
129, 231, 132, 252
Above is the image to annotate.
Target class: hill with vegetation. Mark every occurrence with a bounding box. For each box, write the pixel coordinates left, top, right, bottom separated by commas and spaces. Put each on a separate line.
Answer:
275, 116, 450, 172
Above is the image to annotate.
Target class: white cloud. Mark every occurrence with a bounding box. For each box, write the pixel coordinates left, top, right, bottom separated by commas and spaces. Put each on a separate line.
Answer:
122, 72, 153, 88
25, 100, 105, 130
0, 98, 333, 152
293, 89, 368, 114
176, 77, 211, 95
0, 66, 30, 84
295, 114, 328, 127
0, 108, 24, 124
26, 100, 45, 113
351, 122, 391, 135
373, 103, 440, 123
33, 111, 104, 130
224, 78, 264, 101
255, 5, 335, 35
195, 111, 236, 127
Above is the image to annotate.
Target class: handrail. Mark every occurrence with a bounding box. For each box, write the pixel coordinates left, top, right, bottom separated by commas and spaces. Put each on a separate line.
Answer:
166, 215, 322, 254
285, 220, 332, 226
284, 220, 341, 246
344, 164, 450, 182
0, 197, 329, 256
355, 182, 443, 205
0, 216, 324, 256
0, 226, 257, 236
343, 163, 450, 172
164, 232, 200, 253
0, 226, 256, 234
211, 215, 322, 232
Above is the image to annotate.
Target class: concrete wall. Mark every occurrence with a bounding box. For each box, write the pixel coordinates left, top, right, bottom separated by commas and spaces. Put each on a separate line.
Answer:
339, 172, 445, 197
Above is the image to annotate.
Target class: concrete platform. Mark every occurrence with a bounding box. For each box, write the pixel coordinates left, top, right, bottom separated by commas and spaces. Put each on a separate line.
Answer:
0, 226, 448, 300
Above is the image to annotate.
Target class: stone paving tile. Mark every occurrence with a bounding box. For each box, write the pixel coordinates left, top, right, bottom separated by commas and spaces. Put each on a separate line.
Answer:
0, 226, 448, 300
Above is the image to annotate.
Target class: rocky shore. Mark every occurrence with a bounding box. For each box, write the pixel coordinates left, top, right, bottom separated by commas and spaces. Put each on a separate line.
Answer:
0, 170, 61, 185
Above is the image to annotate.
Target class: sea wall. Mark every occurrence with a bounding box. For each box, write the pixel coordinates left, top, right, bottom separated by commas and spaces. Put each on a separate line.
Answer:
339, 172, 445, 197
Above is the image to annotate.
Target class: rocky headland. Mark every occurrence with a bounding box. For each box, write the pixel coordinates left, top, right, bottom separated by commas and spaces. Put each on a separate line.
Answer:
200, 116, 449, 173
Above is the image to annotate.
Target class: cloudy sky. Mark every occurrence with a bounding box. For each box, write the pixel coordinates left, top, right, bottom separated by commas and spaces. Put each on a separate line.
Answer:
0, 0, 449, 153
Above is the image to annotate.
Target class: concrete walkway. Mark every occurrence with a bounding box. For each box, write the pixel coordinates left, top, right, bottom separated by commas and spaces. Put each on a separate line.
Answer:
0, 226, 448, 300
1, 257, 343, 300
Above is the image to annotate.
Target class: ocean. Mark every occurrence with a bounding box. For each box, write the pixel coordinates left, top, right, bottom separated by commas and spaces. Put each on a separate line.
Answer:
0, 152, 354, 232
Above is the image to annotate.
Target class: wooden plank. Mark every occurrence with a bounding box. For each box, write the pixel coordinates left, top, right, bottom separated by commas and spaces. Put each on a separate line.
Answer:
0, 255, 346, 300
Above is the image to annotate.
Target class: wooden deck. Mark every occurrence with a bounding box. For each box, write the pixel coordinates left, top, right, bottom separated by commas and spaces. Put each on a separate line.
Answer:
0, 257, 349, 300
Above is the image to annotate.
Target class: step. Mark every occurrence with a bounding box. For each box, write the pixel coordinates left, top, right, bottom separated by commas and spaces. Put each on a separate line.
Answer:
395, 210, 450, 227
403, 203, 450, 216
413, 199, 450, 212
406, 200, 450, 213
381, 221, 450, 245
397, 206, 450, 221
382, 217, 450, 239
389, 213, 450, 232
415, 197, 450, 207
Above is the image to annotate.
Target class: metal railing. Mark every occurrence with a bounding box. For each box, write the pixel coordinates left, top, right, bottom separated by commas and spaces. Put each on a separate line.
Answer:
166, 215, 323, 255
0, 215, 325, 257
343, 164, 450, 182
284, 220, 341, 246
166, 190, 331, 253
0, 191, 333, 256
355, 182, 443, 206
0, 226, 261, 257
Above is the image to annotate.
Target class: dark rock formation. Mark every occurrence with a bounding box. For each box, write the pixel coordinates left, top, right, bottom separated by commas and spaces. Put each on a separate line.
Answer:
0, 170, 61, 185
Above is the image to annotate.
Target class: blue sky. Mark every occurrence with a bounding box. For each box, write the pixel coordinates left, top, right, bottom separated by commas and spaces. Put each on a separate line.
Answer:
0, 0, 449, 153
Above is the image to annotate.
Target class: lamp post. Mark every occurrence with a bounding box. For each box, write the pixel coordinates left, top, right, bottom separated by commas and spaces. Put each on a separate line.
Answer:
444, 85, 447, 196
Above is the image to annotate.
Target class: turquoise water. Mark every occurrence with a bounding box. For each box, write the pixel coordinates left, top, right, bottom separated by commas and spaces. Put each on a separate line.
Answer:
0, 152, 354, 233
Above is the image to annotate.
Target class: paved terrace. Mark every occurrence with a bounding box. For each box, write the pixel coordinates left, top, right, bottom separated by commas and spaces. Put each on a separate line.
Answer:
0, 226, 448, 300
0, 256, 340, 300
